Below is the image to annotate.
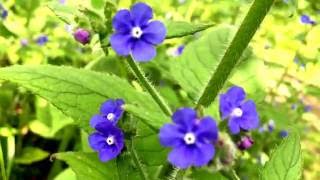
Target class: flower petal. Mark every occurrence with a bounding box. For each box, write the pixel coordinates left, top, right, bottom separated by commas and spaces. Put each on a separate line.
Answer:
98, 146, 121, 162
195, 116, 218, 143
142, 21, 166, 45
131, 40, 156, 61
159, 124, 184, 147
110, 33, 132, 56
95, 122, 122, 137
112, 9, 132, 33
239, 100, 259, 130
168, 146, 193, 169
90, 114, 105, 128
228, 117, 241, 134
172, 108, 197, 130
88, 132, 106, 151
100, 99, 125, 123
130, 2, 153, 26
219, 86, 246, 119
193, 143, 215, 167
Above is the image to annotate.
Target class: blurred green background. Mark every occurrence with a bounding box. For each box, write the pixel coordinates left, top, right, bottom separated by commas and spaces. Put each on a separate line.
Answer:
0, 0, 319, 179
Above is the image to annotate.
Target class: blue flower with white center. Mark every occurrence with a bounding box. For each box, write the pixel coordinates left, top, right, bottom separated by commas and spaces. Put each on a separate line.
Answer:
36, 35, 48, 46
90, 99, 125, 128
159, 108, 218, 169
300, 15, 316, 25
219, 86, 259, 134
88, 122, 124, 162
110, 2, 166, 62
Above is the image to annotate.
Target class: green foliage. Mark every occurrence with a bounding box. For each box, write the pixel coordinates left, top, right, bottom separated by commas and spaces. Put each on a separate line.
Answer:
170, 25, 236, 101
165, 21, 214, 39
260, 130, 302, 180
14, 147, 49, 165
54, 152, 119, 179
0, 65, 169, 132
54, 168, 76, 180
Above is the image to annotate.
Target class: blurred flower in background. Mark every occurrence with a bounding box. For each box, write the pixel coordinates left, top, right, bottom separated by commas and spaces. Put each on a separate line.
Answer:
0, 3, 8, 19
36, 35, 49, 46
300, 15, 316, 25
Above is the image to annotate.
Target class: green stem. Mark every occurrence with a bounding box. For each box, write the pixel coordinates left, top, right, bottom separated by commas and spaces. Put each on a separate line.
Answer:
230, 169, 241, 180
126, 57, 172, 116
0, 142, 7, 180
196, 0, 275, 107
127, 140, 150, 180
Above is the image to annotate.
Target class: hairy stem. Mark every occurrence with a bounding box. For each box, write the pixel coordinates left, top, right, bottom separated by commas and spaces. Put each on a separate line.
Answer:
196, 0, 275, 107
128, 140, 150, 180
126, 57, 172, 116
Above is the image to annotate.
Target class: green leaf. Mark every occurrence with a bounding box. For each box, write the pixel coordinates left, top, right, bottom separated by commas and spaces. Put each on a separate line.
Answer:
0, 23, 17, 38
170, 25, 237, 100
47, 1, 79, 24
189, 169, 227, 180
54, 152, 119, 180
165, 21, 214, 39
29, 97, 74, 138
260, 130, 302, 180
91, 0, 105, 9
14, 147, 49, 164
54, 168, 76, 180
196, 0, 275, 107
0, 65, 169, 132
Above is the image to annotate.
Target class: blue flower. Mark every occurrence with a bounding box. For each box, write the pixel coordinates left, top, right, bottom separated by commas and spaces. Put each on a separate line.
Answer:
90, 99, 125, 128
219, 86, 259, 134
300, 15, 316, 25
88, 122, 124, 162
110, 2, 166, 62
267, 119, 275, 132
237, 136, 254, 150
159, 108, 218, 169
175, 45, 185, 56
36, 35, 48, 46
279, 130, 288, 138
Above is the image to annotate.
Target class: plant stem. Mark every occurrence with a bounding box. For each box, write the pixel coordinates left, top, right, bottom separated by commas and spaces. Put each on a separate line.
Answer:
0, 142, 7, 180
196, 0, 275, 108
127, 140, 150, 180
126, 57, 172, 116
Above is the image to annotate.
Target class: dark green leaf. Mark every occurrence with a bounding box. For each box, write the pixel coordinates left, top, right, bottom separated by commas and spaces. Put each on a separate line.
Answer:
260, 130, 302, 180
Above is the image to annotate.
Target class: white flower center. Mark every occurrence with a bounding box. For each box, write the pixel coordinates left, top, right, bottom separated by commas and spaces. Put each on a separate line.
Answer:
106, 136, 115, 145
106, 113, 115, 121
231, 107, 243, 117
184, 132, 196, 145
131, 27, 143, 38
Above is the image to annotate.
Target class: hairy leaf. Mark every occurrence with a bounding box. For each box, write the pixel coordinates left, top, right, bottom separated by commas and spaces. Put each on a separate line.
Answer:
0, 65, 169, 132
260, 130, 302, 180
166, 21, 214, 39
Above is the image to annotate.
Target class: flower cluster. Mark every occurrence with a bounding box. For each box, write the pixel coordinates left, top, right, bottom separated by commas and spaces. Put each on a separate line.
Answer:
88, 99, 125, 162
110, 2, 166, 62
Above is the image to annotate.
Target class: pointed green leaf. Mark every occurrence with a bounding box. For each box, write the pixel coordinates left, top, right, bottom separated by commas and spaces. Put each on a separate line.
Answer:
0, 65, 169, 132
14, 147, 49, 165
260, 130, 303, 180
165, 21, 214, 39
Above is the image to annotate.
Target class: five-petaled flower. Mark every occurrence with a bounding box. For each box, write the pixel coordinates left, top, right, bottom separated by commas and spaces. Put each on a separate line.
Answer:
219, 86, 259, 134
110, 2, 166, 62
88, 122, 124, 162
90, 99, 125, 128
159, 108, 218, 169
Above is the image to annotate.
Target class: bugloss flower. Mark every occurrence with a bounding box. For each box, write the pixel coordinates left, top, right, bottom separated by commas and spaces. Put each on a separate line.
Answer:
88, 122, 124, 162
74, 28, 91, 45
36, 35, 48, 46
90, 99, 125, 128
279, 130, 288, 138
159, 108, 218, 169
219, 86, 259, 134
110, 2, 166, 62
300, 15, 315, 25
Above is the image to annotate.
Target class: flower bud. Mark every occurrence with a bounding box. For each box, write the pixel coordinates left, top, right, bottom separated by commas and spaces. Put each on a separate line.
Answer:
74, 28, 91, 45
237, 136, 254, 150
